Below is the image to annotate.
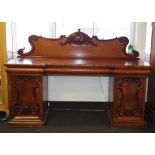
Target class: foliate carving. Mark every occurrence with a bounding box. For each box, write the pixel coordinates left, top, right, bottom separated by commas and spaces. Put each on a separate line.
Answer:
59, 29, 98, 46
12, 76, 40, 115
116, 77, 143, 116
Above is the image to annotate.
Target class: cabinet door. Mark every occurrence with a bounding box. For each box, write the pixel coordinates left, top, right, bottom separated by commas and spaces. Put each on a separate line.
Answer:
111, 77, 146, 127
9, 76, 43, 117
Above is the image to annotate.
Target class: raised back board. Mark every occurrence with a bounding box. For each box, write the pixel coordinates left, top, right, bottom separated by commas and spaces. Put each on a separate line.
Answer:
18, 29, 139, 60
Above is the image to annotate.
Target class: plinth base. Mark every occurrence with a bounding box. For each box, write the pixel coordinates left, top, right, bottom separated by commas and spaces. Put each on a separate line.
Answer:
8, 109, 49, 128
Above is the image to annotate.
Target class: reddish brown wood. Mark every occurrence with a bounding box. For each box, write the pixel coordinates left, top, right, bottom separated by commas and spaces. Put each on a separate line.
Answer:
59, 29, 98, 46
17, 30, 138, 60
7, 72, 48, 128
5, 30, 150, 128
111, 77, 147, 128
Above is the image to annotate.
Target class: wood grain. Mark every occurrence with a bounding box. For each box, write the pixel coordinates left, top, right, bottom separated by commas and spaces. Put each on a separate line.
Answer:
5, 30, 150, 128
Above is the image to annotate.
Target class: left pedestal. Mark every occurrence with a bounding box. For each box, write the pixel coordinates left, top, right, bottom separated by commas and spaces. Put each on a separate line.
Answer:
7, 71, 48, 127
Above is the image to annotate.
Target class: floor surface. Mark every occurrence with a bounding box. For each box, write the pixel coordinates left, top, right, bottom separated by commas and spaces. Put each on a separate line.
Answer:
0, 109, 155, 133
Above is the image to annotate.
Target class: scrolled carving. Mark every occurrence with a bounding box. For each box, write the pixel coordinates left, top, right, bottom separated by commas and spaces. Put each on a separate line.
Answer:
130, 50, 139, 57
116, 77, 143, 116
28, 35, 40, 43
118, 37, 139, 59
118, 36, 129, 44
18, 48, 25, 55
59, 29, 98, 46
18, 35, 40, 56
12, 76, 40, 115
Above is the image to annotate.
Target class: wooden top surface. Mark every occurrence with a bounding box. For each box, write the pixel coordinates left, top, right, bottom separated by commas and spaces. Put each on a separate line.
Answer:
6, 57, 150, 68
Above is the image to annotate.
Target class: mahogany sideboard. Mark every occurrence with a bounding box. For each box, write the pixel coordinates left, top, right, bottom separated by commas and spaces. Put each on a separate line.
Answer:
5, 30, 150, 128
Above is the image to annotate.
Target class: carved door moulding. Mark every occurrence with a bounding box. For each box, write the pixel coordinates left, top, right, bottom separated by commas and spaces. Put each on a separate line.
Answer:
10, 76, 41, 116
114, 77, 145, 117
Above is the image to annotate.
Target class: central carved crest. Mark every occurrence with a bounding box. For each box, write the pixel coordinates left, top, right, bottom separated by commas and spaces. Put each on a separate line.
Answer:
59, 29, 98, 46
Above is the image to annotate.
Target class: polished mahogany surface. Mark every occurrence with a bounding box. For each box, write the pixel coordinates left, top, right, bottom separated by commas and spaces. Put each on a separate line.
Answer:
6, 29, 147, 72
6, 58, 150, 76
17, 29, 138, 60
5, 30, 151, 128
7, 57, 149, 67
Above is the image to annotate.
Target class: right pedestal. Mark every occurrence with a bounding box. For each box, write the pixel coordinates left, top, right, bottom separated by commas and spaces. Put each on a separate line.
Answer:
110, 76, 147, 128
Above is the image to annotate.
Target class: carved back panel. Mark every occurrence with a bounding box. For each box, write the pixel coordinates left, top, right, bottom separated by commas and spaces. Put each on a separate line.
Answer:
18, 29, 139, 60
